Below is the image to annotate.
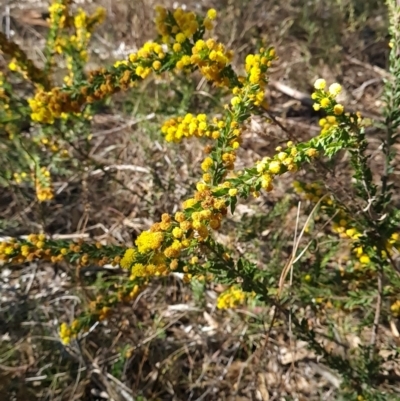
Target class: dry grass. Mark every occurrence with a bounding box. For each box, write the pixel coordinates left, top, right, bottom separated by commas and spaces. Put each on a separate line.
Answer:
1, 0, 399, 400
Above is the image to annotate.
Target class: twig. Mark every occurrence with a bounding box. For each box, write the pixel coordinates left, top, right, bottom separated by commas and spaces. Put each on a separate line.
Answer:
369, 270, 383, 357
278, 195, 327, 296
352, 78, 382, 100
287, 201, 301, 397
90, 164, 150, 176
256, 198, 322, 368
106, 371, 135, 398
273, 115, 320, 133
291, 209, 340, 265
345, 55, 392, 79
269, 80, 313, 107
70, 358, 84, 400
5, 6, 10, 39
92, 113, 155, 137
24, 264, 38, 295
25, 375, 47, 381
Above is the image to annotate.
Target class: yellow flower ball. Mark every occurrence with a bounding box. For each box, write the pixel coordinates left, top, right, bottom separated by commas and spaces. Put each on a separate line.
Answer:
320, 97, 331, 108
359, 254, 370, 264
196, 182, 208, 192
268, 160, 281, 174
334, 104, 344, 115
228, 188, 238, 197
175, 33, 186, 43
231, 96, 241, 106
173, 43, 182, 52
318, 118, 327, 127
194, 40, 205, 51
329, 83, 342, 97
172, 227, 184, 239
203, 18, 213, 30
207, 9, 217, 20
314, 78, 326, 90
201, 157, 213, 171
152, 60, 162, 70
277, 152, 287, 161
306, 148, 318, 158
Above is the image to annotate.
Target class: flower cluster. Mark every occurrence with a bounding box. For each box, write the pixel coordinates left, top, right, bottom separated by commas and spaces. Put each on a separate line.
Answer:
59, 321, 79, 345
0, 32, 51, 89
255, 142, 299, 191
45, 0, 70, 71
242, 48, 276, 106
217, 286, 249, 309
28, 88, 81, 124
126, 41, 167, 77
31, 166, 54, 203
161, 113, 216, 142
391, 299, 400, 317
59, 280, 143, 345
189, 38, 235, 86
0, 72, 17, 138
0, 72, 7, 98
62, 7, 106, 85
26, 5, 237, 125
311, 79, 345, 134
118, 203, 225, 279
135, 230, 165, 254
0, 234, 122, 267
293, 181, 326, 203
35, 183, 54, 202
28, 2, 107, 122
48, 1, 70, 30
155, 7, 217, 44
154, 6, 235, 85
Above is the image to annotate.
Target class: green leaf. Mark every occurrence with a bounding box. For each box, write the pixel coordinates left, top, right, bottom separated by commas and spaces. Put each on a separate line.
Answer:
230, 196, 237, 214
